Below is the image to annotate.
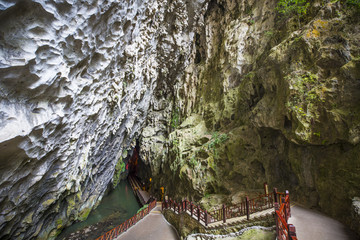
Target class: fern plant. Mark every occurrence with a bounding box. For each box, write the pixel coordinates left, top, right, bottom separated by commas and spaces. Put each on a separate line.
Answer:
276, 0, 310, 16
276, 0, 310, 27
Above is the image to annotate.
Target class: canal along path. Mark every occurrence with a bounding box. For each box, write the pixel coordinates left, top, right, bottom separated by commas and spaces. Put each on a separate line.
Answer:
57, 181, 140, 240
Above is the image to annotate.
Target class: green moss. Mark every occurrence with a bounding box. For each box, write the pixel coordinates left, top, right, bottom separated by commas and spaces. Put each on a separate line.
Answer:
122, 150, 128, 158
137, 204, 149, 214
264, 30, 274, 37
66, 191, 82, 217
78, 208, 91, 221
42, 199, 55, 208
48, 229, 62, 239
23, 212, 34, 224
286, 72, 328, 141
170, 107, 181, 129
238, 229, 275, 240
276, 0, 310, 17
56, 219, 63, 229
207, 132, 229, 159
113, 157, 126, 188
207, 157, 216, 170
188, 155, 198, 168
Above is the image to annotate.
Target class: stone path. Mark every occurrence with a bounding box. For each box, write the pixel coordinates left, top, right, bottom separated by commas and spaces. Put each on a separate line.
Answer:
289, 204, 358, 240
116, 203, 180, 240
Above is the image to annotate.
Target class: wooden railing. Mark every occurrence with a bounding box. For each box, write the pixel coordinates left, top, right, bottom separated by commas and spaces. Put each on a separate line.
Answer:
163, 186, 299, 240
275, 190, 298, 240
95, 200, 157, 240
209, 192, 275, 223
162, 198, 214, 225
162, 191, 276, 226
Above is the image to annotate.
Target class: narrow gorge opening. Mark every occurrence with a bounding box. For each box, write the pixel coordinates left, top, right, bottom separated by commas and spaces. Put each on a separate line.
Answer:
57, 141, 155, 239
56, 181, 139, 240
0, 0, 359, 239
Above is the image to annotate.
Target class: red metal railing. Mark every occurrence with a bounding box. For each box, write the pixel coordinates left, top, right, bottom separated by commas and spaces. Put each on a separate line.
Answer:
208, 192, 275, 223
162, 185, 298, 239
162, 190, 276, 226
95, 200, 157, 240
275, 190, 298, 240
162, 198, 214, 225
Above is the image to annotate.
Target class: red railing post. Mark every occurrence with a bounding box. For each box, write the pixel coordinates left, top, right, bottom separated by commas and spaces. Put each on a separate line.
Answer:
184, 198, 187, 211
205, 210, 208, 226
288, 224, 297, 239
274, 188, 278, 203
191, 202, 193, 216
197, 207, 200, 222
264, 182, 268, 195
286, 190, 291, 218
275, 202, 280, 238
222, 204, 226, 223
246, 196, 250, 220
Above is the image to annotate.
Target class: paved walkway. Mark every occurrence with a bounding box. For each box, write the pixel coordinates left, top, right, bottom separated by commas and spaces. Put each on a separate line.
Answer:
116, 203, 179, 240
289, 205, 358, 240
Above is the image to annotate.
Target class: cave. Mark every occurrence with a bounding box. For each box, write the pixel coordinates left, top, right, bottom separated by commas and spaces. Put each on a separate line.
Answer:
0, 0, 360, 240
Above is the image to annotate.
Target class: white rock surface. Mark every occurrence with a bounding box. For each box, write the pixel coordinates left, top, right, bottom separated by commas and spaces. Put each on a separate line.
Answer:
0, 0, 205, 239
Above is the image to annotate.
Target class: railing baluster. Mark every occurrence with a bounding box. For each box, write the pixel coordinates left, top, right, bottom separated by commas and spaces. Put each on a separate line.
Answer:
197, 207, 200, 222
158, 187, 297, 240
222, 204, 226, 223
246, 196, 250, 220
191, 202, 193, 216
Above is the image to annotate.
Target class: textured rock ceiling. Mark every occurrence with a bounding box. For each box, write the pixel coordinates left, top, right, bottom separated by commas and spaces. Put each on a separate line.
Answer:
0, 0, 204, 238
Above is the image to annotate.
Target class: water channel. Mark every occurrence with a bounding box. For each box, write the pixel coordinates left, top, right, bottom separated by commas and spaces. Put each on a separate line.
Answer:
57, 180, 140, 240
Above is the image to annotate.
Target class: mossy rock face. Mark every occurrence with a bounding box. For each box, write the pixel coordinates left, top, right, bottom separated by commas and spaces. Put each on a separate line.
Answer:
236, 229, 275, 240
55, 218, 63, 229
141, 0, 360, 236
163, 209, 205, 238
112, 156, 126, 188
78, 208, 92, 222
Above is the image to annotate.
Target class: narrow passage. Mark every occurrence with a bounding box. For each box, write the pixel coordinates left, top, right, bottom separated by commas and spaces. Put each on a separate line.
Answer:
116, 202, 180, 240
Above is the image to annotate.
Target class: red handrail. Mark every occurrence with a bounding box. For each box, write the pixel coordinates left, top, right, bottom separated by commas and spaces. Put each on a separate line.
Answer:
94, 200, 157, 240
275, 191, 298, 240
162, 187, 298, 239
162, 191, 277, 226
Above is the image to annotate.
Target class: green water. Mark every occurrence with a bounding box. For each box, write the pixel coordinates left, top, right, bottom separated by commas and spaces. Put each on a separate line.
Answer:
58, 180, 140, 239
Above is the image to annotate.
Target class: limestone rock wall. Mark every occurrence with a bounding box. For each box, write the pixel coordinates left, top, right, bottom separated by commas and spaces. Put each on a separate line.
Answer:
0, 0, 359, 238
0, 0, 204, 239
140, 0, 360, 235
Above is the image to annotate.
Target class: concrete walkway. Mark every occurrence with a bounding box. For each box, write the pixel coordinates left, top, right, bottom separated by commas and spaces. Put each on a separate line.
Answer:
289, 205, 358, 240
116, 203, 180, 240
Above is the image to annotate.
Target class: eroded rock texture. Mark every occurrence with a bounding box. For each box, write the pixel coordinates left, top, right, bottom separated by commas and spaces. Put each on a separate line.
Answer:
0, 0, 359, 239
139, 0, 360, 235
0, 0, 203, 239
